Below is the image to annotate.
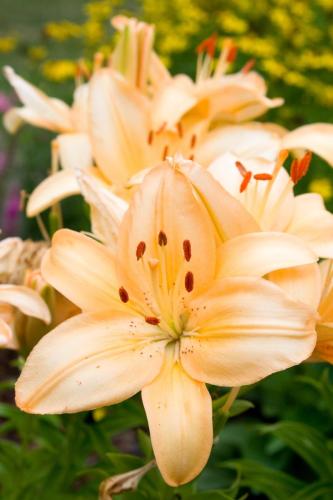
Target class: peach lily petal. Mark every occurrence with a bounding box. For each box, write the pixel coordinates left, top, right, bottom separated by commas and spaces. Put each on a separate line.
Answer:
89, 68, 151, 184
41, 229, 122, 312
282, 123, 333, 167
26, 169, 80, 217
286, 194, 333, 258
217, 232, 317, 279
16, 311, 166, 413
0, 285, 50, 323
181, 277, 316, 386
142, 345, 212, 486
56, 133, 92, 171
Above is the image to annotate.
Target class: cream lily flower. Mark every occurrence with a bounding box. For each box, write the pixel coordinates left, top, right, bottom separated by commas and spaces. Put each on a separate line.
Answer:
3, 66, 93, 216
0, 238, 51, 350
16, 160, 317, 486
207, 151, 333, 258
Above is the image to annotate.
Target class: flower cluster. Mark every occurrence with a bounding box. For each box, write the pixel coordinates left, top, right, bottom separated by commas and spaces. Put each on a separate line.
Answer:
3, 15, 333, 488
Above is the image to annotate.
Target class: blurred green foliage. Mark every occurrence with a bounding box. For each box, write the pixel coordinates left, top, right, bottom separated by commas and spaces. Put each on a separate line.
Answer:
0, 1, 333, 498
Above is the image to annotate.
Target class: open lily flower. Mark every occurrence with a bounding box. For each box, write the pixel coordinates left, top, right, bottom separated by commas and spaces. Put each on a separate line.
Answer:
16, 159, 317, 486
207, 151, 333, 258
3, 66, 93, 216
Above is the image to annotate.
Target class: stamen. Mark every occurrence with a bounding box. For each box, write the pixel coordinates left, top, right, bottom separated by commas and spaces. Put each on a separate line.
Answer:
241, 58, 256, 74
189, 154, 195, 161
240, 171, 252, 193
177, 122, 183, 138
235, 160, 247, 178
119, 286, 129, 303
147, 130, 154, 145
185, 271, 194, 292
254, 173, 273, 181
226, 44, 238, 63
158, 231, 167, 246
145, 316, 160, 325
190, 134, 197, 149
183, 240, 192, 261
136, 241, 146, 260
162, 145, 169, 160
290, 151, 312, 185
156, 121, 167, 134
196, 33, 218, 58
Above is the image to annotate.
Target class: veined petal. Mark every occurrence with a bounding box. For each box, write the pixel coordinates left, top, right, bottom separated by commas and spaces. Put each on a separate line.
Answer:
142, 345, 212, 486
26, 169, 80, 217
217, 232, 317, 279
195, 123, 282, 167
180, 160, 259, 241
282, 123, 333, 167
0, 285, 50, 323
77, 170, 128, 250
314, 323, 333, 363
181, 277, 316, 386
4, 66, 73, 132
151, 75, 197, 130
268, 264, 321, 309
71, 83, 89, 132
89, 68, 151, 184
16, 311, 166, 413
318, 260, 333, 322
118, 163, 216, 320
286, 193, 333, 258
56, 133, 92, 171
42, 229, 122, 312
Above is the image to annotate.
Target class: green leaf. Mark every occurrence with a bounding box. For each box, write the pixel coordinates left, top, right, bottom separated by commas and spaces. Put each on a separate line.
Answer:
188, 491, 235, 499
222, 459, 304, 500
229, 400, 254, 418
290, 481, 333, 499
137, 429, 153, 460
261, 421, 333, 479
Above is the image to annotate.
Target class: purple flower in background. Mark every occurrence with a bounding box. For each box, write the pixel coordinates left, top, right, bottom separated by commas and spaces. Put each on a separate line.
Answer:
0, 92, 13, 113
1, 184, 21, 236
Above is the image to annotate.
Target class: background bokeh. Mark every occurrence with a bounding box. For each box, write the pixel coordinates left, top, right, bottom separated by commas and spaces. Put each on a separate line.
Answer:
1, 1, 333, 499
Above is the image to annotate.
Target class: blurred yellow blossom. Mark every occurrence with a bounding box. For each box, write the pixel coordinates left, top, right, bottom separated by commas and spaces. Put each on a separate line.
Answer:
218, 11, 248, 34
44, 21, 82, 41
309, 178, 333, 201
0, 36, 18, 53
92, 407, 108, 422
42, 60, 77, 82
28, 46, 48, 61
84, 0, 113, 20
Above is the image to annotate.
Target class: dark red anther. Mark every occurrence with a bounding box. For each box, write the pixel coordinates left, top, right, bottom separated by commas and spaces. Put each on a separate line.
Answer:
177, 122, 183, 138
290, 151, 312, 185
253, 173, 273, 181
241, 58, 256, 74
136, 241, 146, 260
158, 231, 167, 246
190, 134, 197, 149
162, 145, 169, 160
119, 286, 129, 303
196, 33, 218, 58
147, 130, 154, 145
145, 316, 160, 325
235, 160, 248, 178
240, 171, 252, 193
189, 154, 195, 161
185, 271, 194, 293
183, 240, 192, 261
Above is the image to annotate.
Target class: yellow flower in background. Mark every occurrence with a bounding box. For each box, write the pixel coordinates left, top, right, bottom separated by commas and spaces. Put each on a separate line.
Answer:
0, 36, 18, 53
44, 21, 82, 41
84, 0, 113, 20
28, 46, 48, 61
42, 60, 77, 82
309, 178, 333, 201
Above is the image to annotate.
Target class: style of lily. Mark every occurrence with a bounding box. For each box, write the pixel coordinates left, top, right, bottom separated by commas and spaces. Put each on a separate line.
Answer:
207, 150, 333, 258
16, 159, 318, 486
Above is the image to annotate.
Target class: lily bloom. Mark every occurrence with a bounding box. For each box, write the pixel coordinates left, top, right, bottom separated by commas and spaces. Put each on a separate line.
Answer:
16, 160, 317, 485
0, 237, 78, 354
207, 151, 333, 258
